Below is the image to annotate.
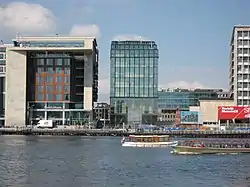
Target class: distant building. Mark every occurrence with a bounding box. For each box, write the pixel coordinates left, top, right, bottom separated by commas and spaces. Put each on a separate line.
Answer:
229, 25, 250, 105
5, 36, 98, 126
157, 88, 223, 125
93, 102, 110, 125
110, 40, 159, 126
0, 43, 13, 126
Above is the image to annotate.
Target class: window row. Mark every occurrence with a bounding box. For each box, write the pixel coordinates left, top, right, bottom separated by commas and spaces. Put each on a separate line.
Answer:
237, 48, 250, 54
111, 43, 157, 50
238, 31, 250, 38
36, 76, 70, 84
237, 56, 250, 62
36, 67, 70, 74
36, 85, 70, 93
36, 93, 70, 101
36, 58, 71, 66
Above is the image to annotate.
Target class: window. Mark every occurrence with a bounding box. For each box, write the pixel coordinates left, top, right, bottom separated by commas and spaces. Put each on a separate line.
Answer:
64, 85, 70, 92
46, 67, 54, 73
46, 93, 54, 101
55, 67, 63, 73
56, 76, 62, 82
64, 59, 70, 66
46, 58, 54, 65
64, 67, 70, 74
36, 93, 44, 101
56, 85, 62, 92
36, 76, 44, 84
55, 94, 62, 101
55, 59, 63, 66
0, 66, 5, 73
37, 59, 44, 65
64, 76, 70, 83
46, 76, 53, 83
46, 85, 53, 92
0, 54, 4, 60
37, 85, 44, 92
37, 67, 44, 73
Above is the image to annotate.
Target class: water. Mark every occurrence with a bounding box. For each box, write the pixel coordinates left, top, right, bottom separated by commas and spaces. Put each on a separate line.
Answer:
0, 136, 250, 187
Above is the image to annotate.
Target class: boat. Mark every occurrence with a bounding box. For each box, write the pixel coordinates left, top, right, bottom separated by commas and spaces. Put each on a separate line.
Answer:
121, 135, 178, 147
171, 139, 250, 154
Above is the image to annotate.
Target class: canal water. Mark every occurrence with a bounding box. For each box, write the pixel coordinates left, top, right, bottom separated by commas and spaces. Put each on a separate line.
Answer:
0, 136, 250, 187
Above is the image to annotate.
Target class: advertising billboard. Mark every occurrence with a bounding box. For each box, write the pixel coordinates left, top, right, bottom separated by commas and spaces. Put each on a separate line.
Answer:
217, 106, 250, 120
180, 111, 199, 124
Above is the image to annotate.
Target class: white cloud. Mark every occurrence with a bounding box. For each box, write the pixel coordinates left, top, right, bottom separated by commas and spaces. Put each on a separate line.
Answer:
112, 34, 149, 41
0, 2, 56, 35
159, 81, 206, 90
69, 24, 101, 38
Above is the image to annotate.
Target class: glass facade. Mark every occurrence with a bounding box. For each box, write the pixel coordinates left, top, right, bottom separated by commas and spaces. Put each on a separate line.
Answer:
158, 89, 219, 110
32, 52, 71, 101
28, 102, 90, 125
110, 41, 159, 125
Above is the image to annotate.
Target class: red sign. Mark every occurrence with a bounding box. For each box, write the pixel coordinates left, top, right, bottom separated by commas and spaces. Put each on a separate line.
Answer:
218, 106, 250, 120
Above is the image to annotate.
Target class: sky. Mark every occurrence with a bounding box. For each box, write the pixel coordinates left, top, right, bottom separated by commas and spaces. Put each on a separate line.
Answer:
0, 0, 250, 102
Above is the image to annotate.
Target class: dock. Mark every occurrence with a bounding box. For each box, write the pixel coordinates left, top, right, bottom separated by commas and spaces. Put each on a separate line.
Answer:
1, 127, 250, 138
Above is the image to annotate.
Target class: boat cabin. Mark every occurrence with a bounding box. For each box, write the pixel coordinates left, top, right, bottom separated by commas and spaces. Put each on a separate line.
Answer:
128, 135, 170, 143
181, 139, 250, 148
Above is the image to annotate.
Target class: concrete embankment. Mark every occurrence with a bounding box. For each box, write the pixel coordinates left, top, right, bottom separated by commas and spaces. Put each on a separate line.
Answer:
1, 127, 250, 138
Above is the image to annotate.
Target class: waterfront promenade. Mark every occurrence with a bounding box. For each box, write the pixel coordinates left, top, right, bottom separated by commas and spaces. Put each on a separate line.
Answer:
1, 127, 250, 138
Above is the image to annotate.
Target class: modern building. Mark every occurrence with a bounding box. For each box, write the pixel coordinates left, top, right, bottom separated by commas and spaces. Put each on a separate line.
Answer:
93, 102, 110, 126
229, 25, 250, 105
157, 88, 223, 125
0, 43, 12, 126
110, 40, 159, 126
5, 36, 98, 127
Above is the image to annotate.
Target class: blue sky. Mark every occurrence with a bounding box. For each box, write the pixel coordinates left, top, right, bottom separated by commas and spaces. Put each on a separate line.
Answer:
1, 0, 250, 101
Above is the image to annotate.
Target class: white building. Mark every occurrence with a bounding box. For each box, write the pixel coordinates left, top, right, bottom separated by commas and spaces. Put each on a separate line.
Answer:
230, 25, 250, 106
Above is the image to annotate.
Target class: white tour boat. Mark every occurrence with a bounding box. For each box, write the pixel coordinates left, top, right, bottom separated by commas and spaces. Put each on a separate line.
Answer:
121, 135, 178, 148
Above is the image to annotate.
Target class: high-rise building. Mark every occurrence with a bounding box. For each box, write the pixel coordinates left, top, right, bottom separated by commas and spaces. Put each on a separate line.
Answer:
110, 40, 159, 126
5, 36, 98, 126
230, 25, 250, 105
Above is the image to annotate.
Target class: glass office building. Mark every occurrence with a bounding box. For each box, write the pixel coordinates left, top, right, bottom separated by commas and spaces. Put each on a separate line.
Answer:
110, 40, 159, 125
158, 88, 221, 110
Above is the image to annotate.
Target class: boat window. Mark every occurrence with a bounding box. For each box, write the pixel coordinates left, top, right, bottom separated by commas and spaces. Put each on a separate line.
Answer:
148, 137, 152, 142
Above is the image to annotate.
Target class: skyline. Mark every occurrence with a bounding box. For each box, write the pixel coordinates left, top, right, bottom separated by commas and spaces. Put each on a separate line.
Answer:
1, 0, 250, 102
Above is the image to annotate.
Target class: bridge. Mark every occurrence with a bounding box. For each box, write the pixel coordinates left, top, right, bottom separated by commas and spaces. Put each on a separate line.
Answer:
1, 127, 250, 138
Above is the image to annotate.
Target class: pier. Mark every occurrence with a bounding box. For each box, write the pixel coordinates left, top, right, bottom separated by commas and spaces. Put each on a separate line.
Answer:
1, 127, 250, 138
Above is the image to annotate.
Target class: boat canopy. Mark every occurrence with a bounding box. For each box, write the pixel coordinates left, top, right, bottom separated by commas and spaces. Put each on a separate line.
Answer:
129, 135, 170, 138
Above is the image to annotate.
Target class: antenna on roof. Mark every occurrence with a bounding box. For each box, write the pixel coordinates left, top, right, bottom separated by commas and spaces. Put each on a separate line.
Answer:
0, 40, 3, 45
56, 34, 59, 37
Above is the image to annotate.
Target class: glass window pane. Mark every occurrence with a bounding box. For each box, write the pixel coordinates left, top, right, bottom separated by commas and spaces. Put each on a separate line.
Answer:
47, 59, 54, 65
55, 59, 63, 66
46, 85, 53, 92
56, 76, 62, 82
56, 85, 62, 92
55, 67, 63, 73
55, 94, 62, 101
46, 93, 54, 101
64, 85, 70, 92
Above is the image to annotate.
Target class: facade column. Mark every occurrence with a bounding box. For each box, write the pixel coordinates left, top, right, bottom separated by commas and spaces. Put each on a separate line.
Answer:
5, 50, 27, 127
84, 54, 93, 111
45, 111, 47, 120
62, 111, 65, 125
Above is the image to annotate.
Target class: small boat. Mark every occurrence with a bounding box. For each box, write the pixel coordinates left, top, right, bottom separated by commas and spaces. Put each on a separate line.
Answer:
171, 139, 250, 155
121, 135, 178, 148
